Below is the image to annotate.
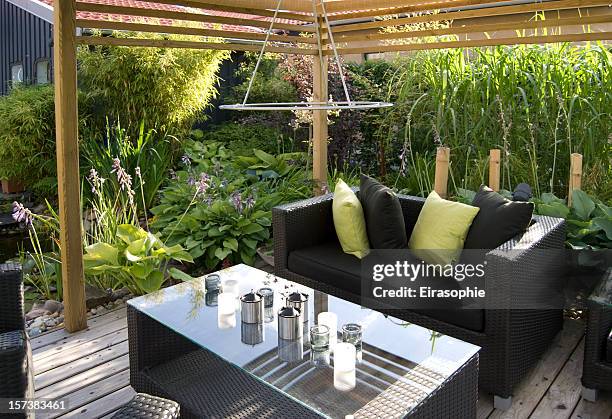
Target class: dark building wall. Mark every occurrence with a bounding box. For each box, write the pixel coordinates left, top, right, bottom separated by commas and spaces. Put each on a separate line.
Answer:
0, 0, 53, 95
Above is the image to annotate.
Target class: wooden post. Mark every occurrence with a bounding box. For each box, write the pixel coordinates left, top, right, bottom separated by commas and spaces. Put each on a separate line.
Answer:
568, 153, 582, 207
434, 147, 450, 198
312, 52, 328, 196
54, 0, 87, 332
488, 149, 501, 192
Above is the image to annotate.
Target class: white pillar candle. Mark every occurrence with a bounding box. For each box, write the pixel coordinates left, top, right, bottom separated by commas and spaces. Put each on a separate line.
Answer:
334, 342, 356, 391
218, 293, 236, 315
218, 312, 236, 329
318, 312, 338, 350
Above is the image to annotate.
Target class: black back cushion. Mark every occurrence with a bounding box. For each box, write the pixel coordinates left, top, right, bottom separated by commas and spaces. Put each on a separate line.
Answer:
464, 185, 534, 249
359, 174, 408, 249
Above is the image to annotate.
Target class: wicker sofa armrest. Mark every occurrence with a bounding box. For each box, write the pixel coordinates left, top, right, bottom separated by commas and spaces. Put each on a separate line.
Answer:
484, 215, 567, 308
272, 193, 336, 272
0, 263, 25, 334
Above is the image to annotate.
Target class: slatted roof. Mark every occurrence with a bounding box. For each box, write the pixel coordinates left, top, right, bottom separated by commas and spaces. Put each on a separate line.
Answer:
73, 0, 611, 54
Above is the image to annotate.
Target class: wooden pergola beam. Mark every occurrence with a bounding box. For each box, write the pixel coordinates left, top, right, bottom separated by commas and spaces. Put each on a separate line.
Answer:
330, 0, 611, 33
333, 14, 612, 44
77, 19, 317, 44
328, 31, 612, 55
136, 0, 314, 22
75, 35, 316, 54
75, 2, 315, 33
54, 0, 87, 332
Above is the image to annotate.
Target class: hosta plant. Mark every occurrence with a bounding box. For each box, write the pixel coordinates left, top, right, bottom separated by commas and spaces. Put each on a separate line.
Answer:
83, 224, 194, 295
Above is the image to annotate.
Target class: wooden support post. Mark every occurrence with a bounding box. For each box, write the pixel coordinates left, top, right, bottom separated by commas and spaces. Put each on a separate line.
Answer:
434, 147, 450, 198
489, 149, 501, 192
568, 153, 583, 207
54, 0, 87, 332
312, 53, 328, 196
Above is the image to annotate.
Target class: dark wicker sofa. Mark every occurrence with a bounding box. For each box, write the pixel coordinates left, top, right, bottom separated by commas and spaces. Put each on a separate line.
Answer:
0, 263, 34, 418
273, 192, 566, 409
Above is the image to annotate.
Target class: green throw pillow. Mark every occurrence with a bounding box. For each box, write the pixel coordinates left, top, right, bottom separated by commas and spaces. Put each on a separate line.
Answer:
333, 179, 370, 259
408, 191, 479, 265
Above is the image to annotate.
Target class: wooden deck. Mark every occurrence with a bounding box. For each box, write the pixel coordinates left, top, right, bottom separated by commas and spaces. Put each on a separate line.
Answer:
31, 306, 612, 419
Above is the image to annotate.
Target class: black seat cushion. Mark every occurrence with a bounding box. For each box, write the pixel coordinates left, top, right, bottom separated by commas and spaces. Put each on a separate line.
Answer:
288, 243, 484, 332
289, 241, 362, 295
464, 185, 534, 250
359, 174, 408, 249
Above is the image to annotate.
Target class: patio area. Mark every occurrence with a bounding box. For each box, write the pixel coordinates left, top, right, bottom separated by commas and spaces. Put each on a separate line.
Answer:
31, 299, 611, 419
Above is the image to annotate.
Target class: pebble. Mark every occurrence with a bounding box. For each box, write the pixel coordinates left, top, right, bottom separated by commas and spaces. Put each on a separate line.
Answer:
90, 308, 97, 315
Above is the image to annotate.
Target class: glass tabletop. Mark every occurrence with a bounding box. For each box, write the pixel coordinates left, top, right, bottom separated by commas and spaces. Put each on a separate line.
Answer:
128, 264, 480, 418
589, 268, 612, 307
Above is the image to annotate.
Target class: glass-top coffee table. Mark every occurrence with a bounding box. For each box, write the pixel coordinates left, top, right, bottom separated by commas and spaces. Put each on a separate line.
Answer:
127, 264, 480, 418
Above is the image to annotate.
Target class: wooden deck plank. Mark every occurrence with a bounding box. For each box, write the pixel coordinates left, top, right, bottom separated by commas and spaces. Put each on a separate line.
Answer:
33, 327, 127, 374
64, 386, 136, 419
570, 392, 612, 419
33, 317, 127, 361
36, 354, 129, 400
478, 392, 495, 419
489, 319, 585, 419
42, 371, 131, 419
530, 340, 585, 418
35, 340, 129, 391
30, 307, 126, 350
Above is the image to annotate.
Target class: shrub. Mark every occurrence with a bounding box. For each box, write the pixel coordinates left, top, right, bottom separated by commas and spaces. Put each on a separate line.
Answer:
0, 85, 91, 196
78, 31, 229, 133
193, 123, 288, 156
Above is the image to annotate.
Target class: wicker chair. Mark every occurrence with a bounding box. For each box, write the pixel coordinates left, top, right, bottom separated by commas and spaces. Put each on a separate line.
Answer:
0, 263, 34, 418
273, 192, 566, 409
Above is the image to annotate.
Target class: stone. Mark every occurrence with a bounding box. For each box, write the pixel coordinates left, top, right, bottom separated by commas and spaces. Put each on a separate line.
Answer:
43, 300, 63, 314
26, 308, 51, 321
111, 287, 131, 300
85, 284, 112, 309
90, 308, 97, 315
44, 319, 56, 328
31, 318, 44, 328
29, 327, 42, 337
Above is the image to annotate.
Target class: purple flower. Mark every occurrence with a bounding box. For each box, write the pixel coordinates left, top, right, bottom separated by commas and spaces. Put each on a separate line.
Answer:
186, 176, 196, 186
87, 168, 106, 195
230, 192, 243, 214
12, 202, 33, 226
110, 157, 135, 205
134, 166, 144, 185
195, 173, 211, 196
245, 195, 255, 211
181, 154, 191, 167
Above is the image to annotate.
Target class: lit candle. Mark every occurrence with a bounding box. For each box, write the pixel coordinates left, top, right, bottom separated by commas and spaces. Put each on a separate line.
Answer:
334, 342, 356, 391
318, 312, 338, 350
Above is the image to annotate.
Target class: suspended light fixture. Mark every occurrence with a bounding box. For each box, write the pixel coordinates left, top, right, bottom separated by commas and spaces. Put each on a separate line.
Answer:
220, 0, 393, 112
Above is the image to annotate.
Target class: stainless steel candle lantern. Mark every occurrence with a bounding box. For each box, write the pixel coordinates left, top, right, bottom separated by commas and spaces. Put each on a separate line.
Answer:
286, 292, 309, 323
278, 306, 302, 340
241, 322, 264, 346
240, 291, 263, 324
278, 337, 304, 363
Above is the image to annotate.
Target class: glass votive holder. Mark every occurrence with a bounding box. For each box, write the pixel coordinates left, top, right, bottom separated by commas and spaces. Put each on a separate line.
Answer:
341, 323, 362, 351
309, 325, 330, 351
222, 279, 240, 296
317, 312, 337, 350
205, 290, 219, 307
205, 274, 220, 292
310, 349, 330, 368
258, 287, 274, 307
334, 342, 356, 391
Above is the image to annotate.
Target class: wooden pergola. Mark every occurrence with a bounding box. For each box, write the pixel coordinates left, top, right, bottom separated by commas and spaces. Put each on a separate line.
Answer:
53, 0, 611, 331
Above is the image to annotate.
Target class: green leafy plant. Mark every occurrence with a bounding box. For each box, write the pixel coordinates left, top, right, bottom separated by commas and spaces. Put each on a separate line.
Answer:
83, 224, 193, 295
151, 142, 311, 269
534, 190, 612, 250
81, 120, 178, 212
194, 123, 290, 156
0, 85, 91, 196
78, 31, 229, 133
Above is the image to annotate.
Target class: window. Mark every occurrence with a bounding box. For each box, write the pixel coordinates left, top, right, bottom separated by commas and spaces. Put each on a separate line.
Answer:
11, 63, 23, 83
36, 60, 49, 84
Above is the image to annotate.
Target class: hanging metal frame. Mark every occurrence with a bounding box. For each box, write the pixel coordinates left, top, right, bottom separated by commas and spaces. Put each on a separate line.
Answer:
220, 0, 393, 112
